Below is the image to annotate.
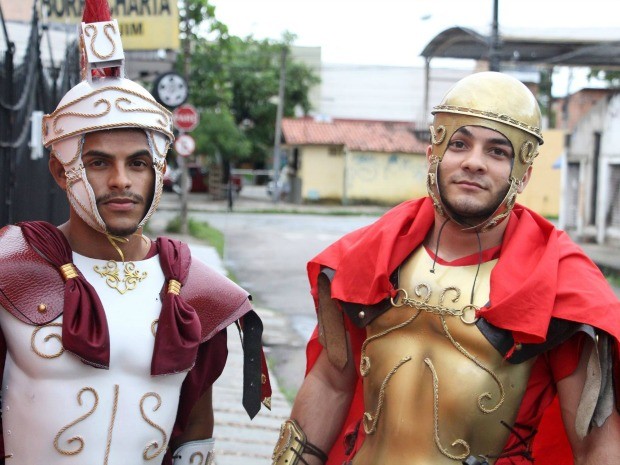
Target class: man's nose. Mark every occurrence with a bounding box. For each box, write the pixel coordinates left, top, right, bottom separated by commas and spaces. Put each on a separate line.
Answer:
461, 146, 486, 172
109, 164, 131, 189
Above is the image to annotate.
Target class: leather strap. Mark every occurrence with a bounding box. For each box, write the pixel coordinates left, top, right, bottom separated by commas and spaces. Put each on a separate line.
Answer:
317, 272, 348, 370
241, 310, 264, 419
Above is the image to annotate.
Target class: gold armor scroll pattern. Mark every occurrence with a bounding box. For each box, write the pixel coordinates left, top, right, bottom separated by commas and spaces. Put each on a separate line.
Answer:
54, 387, 99, 455
140, 392, 168, 460
31, 323, 65, 359
424, 358, 470, 460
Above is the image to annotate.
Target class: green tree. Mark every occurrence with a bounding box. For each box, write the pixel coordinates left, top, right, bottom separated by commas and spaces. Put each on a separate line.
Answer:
178, 0, 319, 166
589, 69, 620, 87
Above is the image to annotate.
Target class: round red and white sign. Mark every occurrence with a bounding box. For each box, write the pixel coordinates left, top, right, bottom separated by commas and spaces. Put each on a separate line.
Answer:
172, 104, 200, 132
174, 134, 196, 157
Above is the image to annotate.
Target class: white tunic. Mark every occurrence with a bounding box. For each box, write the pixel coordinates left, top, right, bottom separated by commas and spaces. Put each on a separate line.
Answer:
0, 253, 188, 465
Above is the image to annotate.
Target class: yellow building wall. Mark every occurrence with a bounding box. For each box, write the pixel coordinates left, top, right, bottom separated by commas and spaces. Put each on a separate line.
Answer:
299, 147, 345, 200
346, 151, 427, 204
299, 147, 427, 204
517, 128, 564, 217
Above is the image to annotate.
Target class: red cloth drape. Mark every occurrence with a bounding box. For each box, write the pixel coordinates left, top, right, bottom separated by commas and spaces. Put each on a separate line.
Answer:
152, 237, 201, 375
19, 221, 111, 369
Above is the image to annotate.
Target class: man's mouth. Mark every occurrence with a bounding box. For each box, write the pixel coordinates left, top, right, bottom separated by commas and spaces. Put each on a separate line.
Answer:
103, 198, 137, 205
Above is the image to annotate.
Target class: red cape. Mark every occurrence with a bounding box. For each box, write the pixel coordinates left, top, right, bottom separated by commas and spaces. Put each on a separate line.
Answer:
304, 197, 620, 464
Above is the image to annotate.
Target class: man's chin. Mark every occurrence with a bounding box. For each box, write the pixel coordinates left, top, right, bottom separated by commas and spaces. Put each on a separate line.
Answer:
105, 223, 141, 237
443, 202, 501, 227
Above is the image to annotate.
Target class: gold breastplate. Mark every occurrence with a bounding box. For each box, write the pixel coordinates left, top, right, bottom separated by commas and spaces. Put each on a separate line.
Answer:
353, 247, 535, 465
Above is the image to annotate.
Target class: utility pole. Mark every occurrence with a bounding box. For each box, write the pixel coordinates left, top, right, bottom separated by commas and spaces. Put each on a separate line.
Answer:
272, 46, 287, 203
489, 0, 501, 72
179, 0, 190, 234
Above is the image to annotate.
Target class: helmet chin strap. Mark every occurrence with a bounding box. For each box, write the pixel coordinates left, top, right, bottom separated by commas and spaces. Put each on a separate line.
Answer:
105, 233, 130, 262
104, 231, 151, 263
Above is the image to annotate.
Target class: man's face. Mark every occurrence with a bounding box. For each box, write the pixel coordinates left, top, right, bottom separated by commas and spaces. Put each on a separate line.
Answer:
436, 125, 513, 226
82, 129, 154, 237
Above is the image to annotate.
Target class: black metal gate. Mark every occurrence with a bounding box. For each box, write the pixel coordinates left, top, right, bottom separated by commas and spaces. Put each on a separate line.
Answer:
0, 4, 79, 227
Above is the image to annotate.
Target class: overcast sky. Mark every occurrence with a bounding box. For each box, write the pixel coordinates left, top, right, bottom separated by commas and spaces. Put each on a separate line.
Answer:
209, 0, 619, 67
209, 0, 619, 95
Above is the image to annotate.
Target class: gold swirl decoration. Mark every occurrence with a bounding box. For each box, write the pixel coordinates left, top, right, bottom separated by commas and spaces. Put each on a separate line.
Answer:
84, 23, 117, 60
140, 392, 168, 460
53, 98, 112, 136
115, 97, 170, 128
54, 387, 99, 455
31, 323, 65, 359
362, 356, 412, 435
519, 140, 538, 165
93, 261, 148, 295
424, 358, 470, 460
430, 125, 446, 145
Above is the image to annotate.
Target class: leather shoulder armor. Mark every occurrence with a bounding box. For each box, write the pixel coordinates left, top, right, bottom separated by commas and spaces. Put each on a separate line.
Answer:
0, 225, 64, 325
181, 256, 253, 342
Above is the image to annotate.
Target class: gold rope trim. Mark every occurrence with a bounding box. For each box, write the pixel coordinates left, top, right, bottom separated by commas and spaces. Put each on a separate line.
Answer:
167, 279, 181, 295
425, 358, 471, 460
140, 392, 168, 460
433, 104, 543, 141
439, 315, 505, 413
53, 99, 112, 136
31, 323, 65, 359
104, 384, 120, 465
84, 23, 117, 61
60, 263, 79, 281
54, 387, 99, 455
362, 356, 412, 435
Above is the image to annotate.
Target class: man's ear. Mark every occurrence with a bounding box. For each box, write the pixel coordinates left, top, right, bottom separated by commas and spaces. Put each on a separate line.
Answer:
517, 165, 533, 194
425, 145, 433, 164
49, 154, 67, 191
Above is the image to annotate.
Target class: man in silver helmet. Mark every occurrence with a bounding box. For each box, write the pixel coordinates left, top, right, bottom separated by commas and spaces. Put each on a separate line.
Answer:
272, 72, 620, 465
0, 8, 270, 465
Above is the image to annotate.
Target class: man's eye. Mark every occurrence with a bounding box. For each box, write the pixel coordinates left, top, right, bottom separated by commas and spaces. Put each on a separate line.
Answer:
491, 148, 509, 157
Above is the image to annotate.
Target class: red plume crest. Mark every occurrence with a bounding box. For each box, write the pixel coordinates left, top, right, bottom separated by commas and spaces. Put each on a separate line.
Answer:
82, 0, 111, 23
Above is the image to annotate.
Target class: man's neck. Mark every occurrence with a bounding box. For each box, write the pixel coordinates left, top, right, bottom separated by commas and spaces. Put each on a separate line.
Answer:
58, 212, 151, 262
424, 213, 508, 262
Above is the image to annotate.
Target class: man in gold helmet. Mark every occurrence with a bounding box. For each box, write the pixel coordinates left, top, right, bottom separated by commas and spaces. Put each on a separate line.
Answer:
272, 72, 620, 465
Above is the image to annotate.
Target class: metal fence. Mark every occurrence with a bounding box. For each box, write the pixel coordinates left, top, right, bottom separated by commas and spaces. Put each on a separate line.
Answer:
0, 5, 78, 227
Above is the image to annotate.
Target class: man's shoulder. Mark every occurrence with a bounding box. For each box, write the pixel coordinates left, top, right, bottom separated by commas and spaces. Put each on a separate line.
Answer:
0, 224, 64, 325
178, 247, 253, 342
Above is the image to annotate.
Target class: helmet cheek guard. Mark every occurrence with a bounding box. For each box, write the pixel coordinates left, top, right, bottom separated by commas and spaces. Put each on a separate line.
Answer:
427, 72, 544, 232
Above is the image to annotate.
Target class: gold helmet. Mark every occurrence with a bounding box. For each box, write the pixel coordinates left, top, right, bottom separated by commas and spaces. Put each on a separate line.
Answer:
427, 71, 544, 231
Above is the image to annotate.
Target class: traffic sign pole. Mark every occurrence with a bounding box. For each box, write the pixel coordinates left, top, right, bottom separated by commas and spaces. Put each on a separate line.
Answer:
171, 105, 200, 235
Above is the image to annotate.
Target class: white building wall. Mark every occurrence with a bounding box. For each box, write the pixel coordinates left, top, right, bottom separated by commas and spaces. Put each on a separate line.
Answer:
564, 96, 608, 237
598, 94, 620, 243
317, 64, 471, 124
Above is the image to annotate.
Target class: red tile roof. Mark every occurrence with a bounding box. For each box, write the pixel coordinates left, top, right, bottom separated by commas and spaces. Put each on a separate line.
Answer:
282, 117, 428, 154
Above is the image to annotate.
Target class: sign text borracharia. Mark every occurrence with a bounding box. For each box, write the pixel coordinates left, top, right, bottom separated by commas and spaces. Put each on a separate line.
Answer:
41, 0, 179, 51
